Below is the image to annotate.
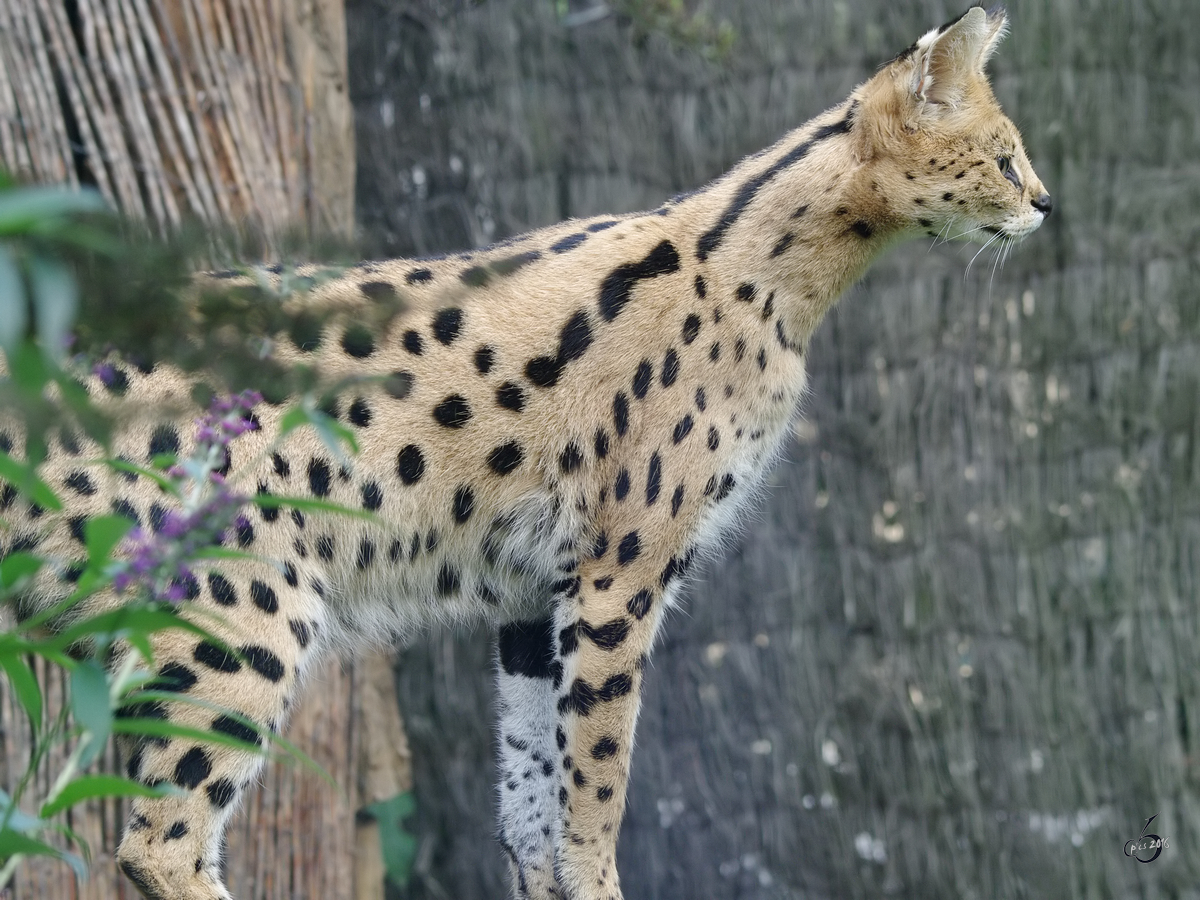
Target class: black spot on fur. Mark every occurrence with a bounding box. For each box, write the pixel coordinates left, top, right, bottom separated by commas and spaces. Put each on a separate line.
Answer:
433, 395, 471, 428
436, 562, 460, 596
453, 485, 476, 523
206, 778, 236, 808
594, 576, 614, 591
671, 485, 685, 517
308, 458, 332, 497
349, 398, 372, 427
475, 345, 495, 374
385, 371, 414, 400
283, 562, 298, 586
525, 355, 563, 388
236, 519, 255, 547
207, 573, 237, 606
771, 232, 795, 257
341, 325, 376, 358
213, 714, 259, 745
591, 736, 619, 759
249, 580, 278, 613
360, 280, 397, 298
241, 645, 284, 682
682, 313, 701, 344
736, 283, 756, 303
357, 538, 375, 569
597, 785, 614, 802
673, 416, 693, 444
500, 618, 557, 679
594, 428, 610, 459
559, 443, 584, 474
762, 292, 775, 320
497, 382, 525, 411
65, 471, 96, 496
558, 679, 598, 717
632, 361, 652, 399
697, 108, 854, 260
362, 481, 384, 510
433, 307, 463, 344
584, 618, 630, 650
850, 219, 873, 239
694, 275, 707, 299
661, 349, 680, 387
599, 673, 632, 701
461, 265, 489, 287
613, 393, 629, 436
316, 534, 335, 560
559, 310, 594, 363
288, 619, 312, 648
757, 347, 768, 371
615, 469, 630, 501
405, 269, 433, 284
403, 330, 424, 355
272, 453, 291, 478
173, 747, 212, 789
148, 425, 181, 459
617, 531, 640, 565
192, 643, 236, 672
396, 446, 424, 487
551, 232, 587, 253
646, 453, 662, 505
709, 342, 721, 361
627, 589, 654, 619
599, 241, 681, 321
487, 442, 524, 475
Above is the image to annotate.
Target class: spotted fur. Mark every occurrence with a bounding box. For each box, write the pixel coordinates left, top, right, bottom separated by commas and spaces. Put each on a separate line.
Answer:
0, 7, 1048, 899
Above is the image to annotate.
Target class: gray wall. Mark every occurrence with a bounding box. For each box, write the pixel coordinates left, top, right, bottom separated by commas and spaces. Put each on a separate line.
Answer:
347, 1, 1200, 897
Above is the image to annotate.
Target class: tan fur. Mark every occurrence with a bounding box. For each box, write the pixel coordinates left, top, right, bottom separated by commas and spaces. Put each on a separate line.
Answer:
0, 7, 1047, 899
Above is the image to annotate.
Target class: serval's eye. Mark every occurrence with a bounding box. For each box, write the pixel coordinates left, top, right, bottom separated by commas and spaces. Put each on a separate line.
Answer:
997, 155, 1012, 176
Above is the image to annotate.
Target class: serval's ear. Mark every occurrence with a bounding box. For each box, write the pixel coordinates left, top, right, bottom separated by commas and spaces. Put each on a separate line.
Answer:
909, 5, 1004, 107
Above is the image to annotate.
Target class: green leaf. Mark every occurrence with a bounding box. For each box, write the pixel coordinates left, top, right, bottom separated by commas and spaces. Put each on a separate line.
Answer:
0, 654, 42, 733
29, 254, 79, 361
0, 450, 63, 511
251, 493, 376, 521
102, 457, 181, 495
110, 718, 264, 753
83, 515, 134, 567
362, 791, 417, 889
70, 660, 111, 768
0, 826, 89, 880
0, 184, 107, 235
0, 244, 27, 352
0, 551, 43, 594
46, 605, 202, 650
0, 788, 44, 834
277, 404, 358, 458
40, 775, 179, 819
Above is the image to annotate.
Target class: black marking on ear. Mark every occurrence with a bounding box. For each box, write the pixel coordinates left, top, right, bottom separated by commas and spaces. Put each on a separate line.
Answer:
432, 308, 463, 344
697, 104, 855, 260
500, 618, 558, 679
599, 241, 681, 321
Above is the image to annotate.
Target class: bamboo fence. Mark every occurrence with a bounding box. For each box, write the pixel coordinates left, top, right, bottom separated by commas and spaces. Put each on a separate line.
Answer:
1, 2, 414, 897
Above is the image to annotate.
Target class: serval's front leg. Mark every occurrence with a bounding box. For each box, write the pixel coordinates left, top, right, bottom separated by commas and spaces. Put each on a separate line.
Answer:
551, 531, 687, 900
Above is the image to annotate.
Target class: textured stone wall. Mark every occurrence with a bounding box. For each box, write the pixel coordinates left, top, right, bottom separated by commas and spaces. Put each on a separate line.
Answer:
348, 1, 1200, 897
